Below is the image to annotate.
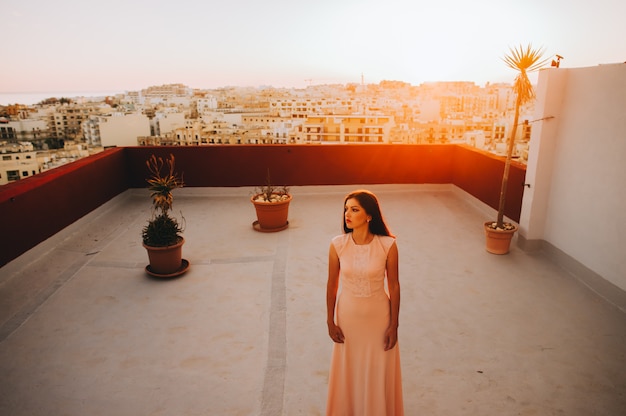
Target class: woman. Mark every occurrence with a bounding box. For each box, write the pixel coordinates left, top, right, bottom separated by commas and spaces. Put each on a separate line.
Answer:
326, 190, 404, 415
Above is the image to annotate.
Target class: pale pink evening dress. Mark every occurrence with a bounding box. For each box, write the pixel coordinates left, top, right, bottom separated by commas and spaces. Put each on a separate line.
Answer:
326, 233, 404, 416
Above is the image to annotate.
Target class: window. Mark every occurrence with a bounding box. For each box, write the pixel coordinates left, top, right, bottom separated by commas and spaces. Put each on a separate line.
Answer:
22, 171, 29, 177
2, 155, 11, 161
7, 170, 20, 181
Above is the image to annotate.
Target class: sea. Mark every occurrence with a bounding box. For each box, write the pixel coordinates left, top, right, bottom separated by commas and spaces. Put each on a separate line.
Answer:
0, 91, 123, 106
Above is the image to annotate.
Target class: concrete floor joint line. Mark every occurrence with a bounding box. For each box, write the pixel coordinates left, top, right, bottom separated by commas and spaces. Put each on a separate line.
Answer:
260, 230, 289, 415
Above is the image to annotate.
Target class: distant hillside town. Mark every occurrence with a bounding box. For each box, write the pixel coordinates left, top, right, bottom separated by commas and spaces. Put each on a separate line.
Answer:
0, 81, 534, 185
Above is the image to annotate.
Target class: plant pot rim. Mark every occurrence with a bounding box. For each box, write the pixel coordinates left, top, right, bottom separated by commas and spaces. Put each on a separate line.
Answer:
250, 193, 292, 204
142, 236, 185, 249
483, 221, 518, 233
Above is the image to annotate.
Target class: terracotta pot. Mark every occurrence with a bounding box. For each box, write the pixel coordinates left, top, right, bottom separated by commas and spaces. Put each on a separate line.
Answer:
143, 237, 185, 275
484, 222, 518, 254
251, 194, 292, 232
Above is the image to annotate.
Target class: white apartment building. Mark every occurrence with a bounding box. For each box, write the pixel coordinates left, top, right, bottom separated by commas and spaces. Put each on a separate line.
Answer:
197, 97, 218, 114
1, 119, 48, 143
239, 114, 304, 144
0, 142, 39, 185
82, 115, 101, 147
155, 111, 186, 136
139, 84, 193, 107
0, 122, 16, 141
269, 97, 357, 118
124, 91, 144, 106
48, 105, 96, 140
296, 115, 395, 143
170, 120, 204, 145
143, 83, 192, 97
98, 112, 150, 147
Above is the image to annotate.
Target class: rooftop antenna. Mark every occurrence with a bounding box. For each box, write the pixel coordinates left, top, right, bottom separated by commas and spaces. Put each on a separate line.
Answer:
361, 73, 364, 86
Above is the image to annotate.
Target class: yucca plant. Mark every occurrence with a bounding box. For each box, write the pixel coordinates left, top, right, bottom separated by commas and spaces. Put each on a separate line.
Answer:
491, 44, 549, 230
142, 154, 185, 247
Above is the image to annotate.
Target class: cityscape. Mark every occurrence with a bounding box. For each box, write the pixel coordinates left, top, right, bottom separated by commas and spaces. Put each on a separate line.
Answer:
0, 79, 532, 186
2, 0, 622, 189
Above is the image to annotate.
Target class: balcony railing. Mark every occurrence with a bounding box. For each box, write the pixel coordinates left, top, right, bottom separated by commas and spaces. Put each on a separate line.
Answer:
0, 144, 525, 267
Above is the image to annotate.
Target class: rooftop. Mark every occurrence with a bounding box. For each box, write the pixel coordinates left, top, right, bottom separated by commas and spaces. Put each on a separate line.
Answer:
1, 63, 626, 415
1, 184, 625, 415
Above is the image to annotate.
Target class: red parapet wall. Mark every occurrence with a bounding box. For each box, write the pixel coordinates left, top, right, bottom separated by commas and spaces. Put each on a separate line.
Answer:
124, 144, 455, 187
125, 144, 523, 219
0, 147, 129, 267
453, 145, 526, 221
0, 145, 525, 267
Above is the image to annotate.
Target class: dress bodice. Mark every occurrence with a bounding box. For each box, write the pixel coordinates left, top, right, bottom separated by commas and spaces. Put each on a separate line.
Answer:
332, 233, 396, 297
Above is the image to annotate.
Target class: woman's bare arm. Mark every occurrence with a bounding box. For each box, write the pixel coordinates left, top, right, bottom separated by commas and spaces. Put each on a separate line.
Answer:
384, 241, 400, 351
327, 243, 344, 343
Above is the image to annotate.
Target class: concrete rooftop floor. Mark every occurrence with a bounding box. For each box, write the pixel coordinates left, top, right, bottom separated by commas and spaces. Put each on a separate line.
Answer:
1, 184, 625, 416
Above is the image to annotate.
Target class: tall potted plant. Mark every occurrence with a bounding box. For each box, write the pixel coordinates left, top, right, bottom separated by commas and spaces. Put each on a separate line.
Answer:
251, 169, 292, 232
484, 44, 549, 254
142, 153, 188, 276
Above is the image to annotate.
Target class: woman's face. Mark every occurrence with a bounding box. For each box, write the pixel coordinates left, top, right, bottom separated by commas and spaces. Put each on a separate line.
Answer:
344, 198, 371, 230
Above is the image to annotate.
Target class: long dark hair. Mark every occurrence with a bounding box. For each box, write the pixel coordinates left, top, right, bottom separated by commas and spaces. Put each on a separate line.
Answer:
343, 190, 393, 237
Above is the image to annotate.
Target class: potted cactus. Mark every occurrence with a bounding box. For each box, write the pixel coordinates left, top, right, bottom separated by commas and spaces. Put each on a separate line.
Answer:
142, 153, 188, 276
251, 169, 292, 232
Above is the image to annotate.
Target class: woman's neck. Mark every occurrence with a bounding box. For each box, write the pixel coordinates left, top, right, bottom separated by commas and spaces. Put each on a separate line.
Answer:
351, 227, 373, 245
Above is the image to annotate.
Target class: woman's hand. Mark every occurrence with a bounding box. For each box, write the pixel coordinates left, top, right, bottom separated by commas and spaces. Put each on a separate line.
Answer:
384, 326, 398, 351
328, 322, 345, 344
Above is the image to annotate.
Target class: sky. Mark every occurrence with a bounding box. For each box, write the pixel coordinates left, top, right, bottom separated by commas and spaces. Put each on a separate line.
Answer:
1, 0, 625, 95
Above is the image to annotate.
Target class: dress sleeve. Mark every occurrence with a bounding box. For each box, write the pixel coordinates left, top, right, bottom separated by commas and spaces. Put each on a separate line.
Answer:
331, 234, 348, 257
379, 235, 397, 256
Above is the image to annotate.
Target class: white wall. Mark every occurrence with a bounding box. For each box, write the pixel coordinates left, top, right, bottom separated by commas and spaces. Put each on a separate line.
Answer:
8, 118, 48, 132
157, 112, 186, 135
99, 113, 151, 147
520, 63, 626, 291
